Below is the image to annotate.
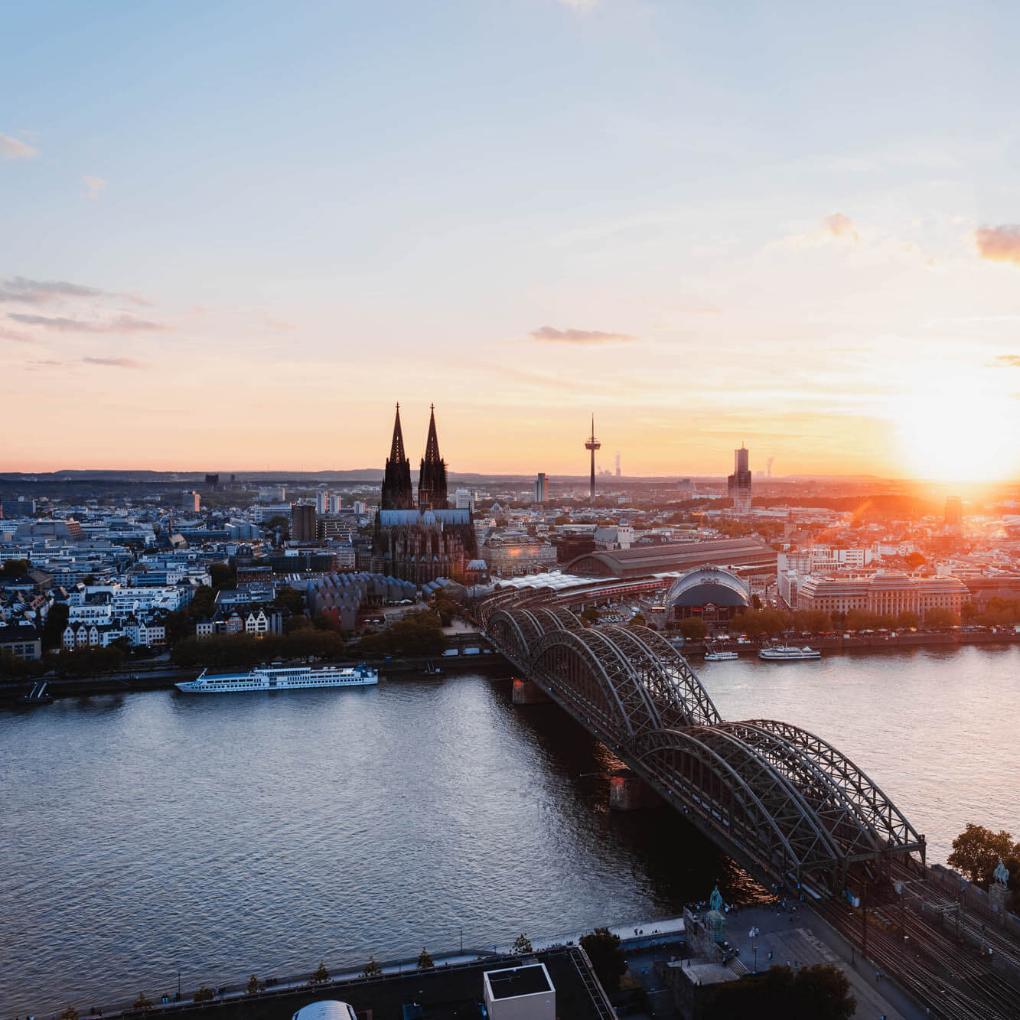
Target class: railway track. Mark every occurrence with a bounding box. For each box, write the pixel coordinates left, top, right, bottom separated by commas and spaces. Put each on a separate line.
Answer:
816, 878, 1020, 1019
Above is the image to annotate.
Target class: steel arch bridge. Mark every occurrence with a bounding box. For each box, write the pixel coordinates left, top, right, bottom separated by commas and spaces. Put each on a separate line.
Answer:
482, 588, 925, 896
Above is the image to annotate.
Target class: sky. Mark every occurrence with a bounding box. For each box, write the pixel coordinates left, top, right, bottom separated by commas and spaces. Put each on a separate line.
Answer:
2, 0, 1020, 481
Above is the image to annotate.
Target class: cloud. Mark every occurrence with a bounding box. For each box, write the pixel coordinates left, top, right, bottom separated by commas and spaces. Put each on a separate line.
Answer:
0, 325, 36, 344
83, 176, 106, 200
780, 212, 863, 250
530, 325, 636, 344
0, 276, 106, 304
0, 133, 38, 160
976, 225, 1020, 266
82, 356, 143, 369
824, 212, 858, 240
995, 354, 1020, 368
558, 0, 598, 8
8, 312, 165, 333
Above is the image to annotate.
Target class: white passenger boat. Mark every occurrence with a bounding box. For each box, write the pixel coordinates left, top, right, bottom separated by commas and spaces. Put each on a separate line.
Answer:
175, 664, 379, 694
758, 645, 821, 661
704, 650, 739, 661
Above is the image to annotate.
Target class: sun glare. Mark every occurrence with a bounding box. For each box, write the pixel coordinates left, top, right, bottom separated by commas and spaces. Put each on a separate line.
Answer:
893, 370, 1020, 483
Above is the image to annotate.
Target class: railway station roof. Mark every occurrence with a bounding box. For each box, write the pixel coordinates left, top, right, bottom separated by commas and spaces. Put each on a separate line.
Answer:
564, 538, 776, 579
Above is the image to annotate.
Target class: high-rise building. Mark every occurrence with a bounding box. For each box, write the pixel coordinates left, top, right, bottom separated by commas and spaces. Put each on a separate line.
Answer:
418, 404, 449, 510
535, 472, 547, 504
181, 490, 201, 513
291, 503, 317, 542
381, 403, 414, 510
727, 444, 752, 514
454, 488, 473, 510
945, 496, 963, 529
316, 490, 330, 515
615, 452, 621, 477
584, 416, 601, 502
327, 493, 343, 514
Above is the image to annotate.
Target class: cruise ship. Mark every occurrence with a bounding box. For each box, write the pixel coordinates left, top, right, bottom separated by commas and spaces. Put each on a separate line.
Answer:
704, 650, 739, 661
176, 664, 379, 694
758, 645, 821, 662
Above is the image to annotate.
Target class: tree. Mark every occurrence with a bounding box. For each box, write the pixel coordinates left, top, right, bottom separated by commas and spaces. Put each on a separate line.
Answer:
1, 558, 29, 577
42, 601, 70, 651
310, 960, 329, 984
59, 1008, 79, 1020
189, 585, 217, 619
192, 986, 214, 1003
925, 607, 958, 630
580, 607, 599, 626
580, 928, 627, 993
208, 562, 236, 589
358, 611, 446, 658
947, 823, 1018, 888
417, 947, 434, 969
677, 617, 707, 642
361, 957, 381, 978
245, 974, 263, 995
710, 964, 854, 1020
790, 964, 856, 1020
511, 933, 534, 955
895, 610, 919, 630
628, 612, 647, 629
132, 993, 152, 1011
274, 586, 306, 615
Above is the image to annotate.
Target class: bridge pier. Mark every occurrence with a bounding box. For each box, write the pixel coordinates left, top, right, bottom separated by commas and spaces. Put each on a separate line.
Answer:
511, 677, 550, 705
609, 769, 662, 811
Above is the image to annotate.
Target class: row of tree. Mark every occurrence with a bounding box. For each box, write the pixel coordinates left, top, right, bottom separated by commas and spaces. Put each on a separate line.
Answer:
1, 643, 129, 680
357, 610, 447, 658
171, 629, 345, 668
664, 605, 962, 642
961, 597, 1020, 628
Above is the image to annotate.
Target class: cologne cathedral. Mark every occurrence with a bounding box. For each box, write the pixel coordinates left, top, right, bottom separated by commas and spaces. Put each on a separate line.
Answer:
372, 404, 477, 584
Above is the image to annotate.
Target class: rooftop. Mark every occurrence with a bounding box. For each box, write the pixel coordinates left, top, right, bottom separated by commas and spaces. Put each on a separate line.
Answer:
484, 963, 552, 999
565, 538, 776, 579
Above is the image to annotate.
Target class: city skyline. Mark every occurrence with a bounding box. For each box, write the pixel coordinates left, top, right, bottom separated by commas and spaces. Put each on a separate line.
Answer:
3, 2, 1020, 481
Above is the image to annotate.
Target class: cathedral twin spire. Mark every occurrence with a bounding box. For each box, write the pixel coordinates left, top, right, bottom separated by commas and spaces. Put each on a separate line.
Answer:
380, 403, 448, 511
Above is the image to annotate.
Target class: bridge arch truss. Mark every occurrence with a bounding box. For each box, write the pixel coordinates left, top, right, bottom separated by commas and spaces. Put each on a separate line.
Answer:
482, 586, 925, 894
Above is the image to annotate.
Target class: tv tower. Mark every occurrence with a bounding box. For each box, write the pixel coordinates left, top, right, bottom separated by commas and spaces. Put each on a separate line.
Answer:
585, 415, 601, 502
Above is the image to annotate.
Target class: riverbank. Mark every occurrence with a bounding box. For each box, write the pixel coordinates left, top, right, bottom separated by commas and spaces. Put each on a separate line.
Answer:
0, 651, 511, 703
9, 914, 681, 1020
5, 628, 1019, 703
686, 628, 1020, 656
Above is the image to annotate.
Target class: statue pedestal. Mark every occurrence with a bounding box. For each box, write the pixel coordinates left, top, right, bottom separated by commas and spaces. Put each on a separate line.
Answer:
989, 882, 1008, 925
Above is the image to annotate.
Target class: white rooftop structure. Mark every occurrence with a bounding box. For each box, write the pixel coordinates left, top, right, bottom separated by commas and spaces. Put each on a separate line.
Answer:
291, 1002, 357, 1020
483, 962, 555, 1020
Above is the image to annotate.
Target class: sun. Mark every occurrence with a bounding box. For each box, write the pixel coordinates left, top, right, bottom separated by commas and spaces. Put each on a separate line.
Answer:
892, 369, 1020, 483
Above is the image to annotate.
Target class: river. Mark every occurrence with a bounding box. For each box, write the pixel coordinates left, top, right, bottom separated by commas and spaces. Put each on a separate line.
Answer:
1, 643, 1017, 1015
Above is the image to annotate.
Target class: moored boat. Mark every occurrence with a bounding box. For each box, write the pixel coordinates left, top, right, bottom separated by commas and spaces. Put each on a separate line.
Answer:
758, 645, 821, 661
176, 664, 378, 694
704, 650, 739, 661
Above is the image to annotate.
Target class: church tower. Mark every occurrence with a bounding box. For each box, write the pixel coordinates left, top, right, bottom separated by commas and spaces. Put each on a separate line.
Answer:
417, 404, 449, 510
381, 403, 414, 509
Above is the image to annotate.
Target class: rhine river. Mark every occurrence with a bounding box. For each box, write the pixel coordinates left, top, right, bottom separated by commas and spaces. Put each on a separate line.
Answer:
2, 644, 1018, 1015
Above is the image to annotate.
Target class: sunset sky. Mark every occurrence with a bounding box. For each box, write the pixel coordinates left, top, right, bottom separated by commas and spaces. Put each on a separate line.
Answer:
3, 1, 1020, 480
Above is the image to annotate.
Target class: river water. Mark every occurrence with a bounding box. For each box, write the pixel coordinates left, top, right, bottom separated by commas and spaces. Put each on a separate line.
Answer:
1, 644, 1018, 1015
